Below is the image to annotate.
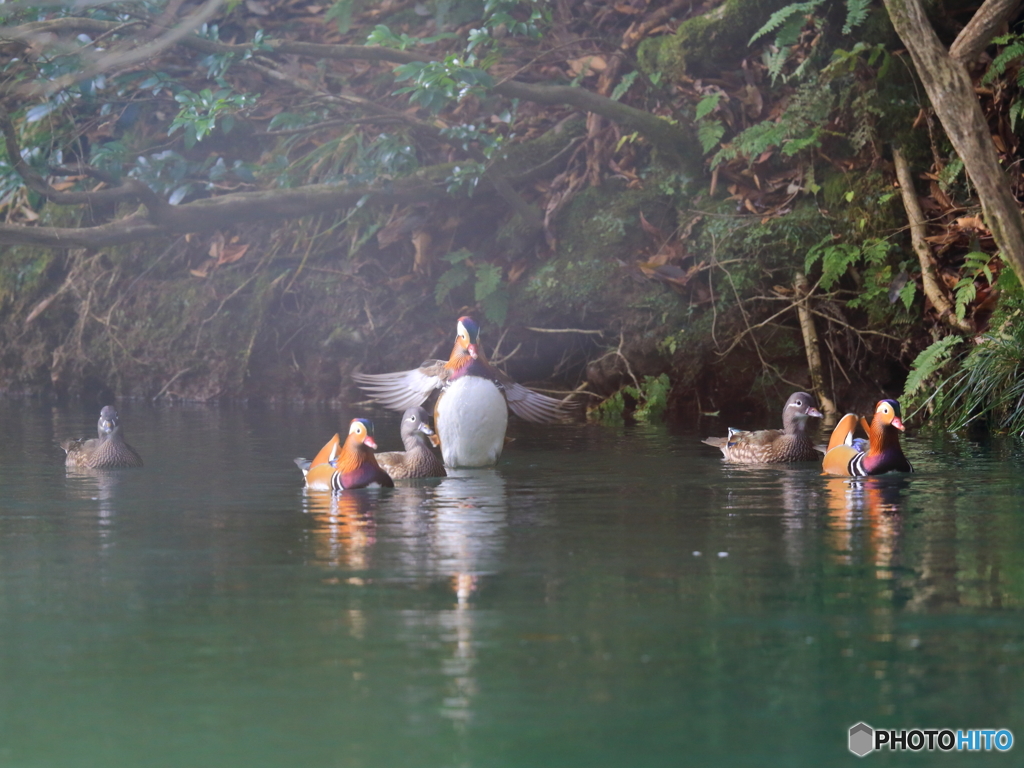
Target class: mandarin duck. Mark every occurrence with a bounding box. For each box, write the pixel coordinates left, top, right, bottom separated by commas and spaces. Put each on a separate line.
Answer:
702, 392, 823, 463
352, 317, 572, 468
294, 418, 395, 491
61, 405, 144, 469
374, 407, 447, 480
822, 399, 913, 476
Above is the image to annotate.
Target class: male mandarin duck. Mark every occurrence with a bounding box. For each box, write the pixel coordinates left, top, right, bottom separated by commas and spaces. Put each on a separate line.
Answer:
702, 391, 823, 463
352, 317, 572, 468
822, 399, 913, 476
374, 407, 447, 480
61, 405, 144, 469
294, 418, 395, 491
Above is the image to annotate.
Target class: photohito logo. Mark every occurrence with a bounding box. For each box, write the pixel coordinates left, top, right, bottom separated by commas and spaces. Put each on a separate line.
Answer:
848, 723, 1013, 756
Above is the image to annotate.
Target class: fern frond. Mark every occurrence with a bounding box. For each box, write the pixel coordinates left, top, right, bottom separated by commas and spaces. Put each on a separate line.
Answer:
1011, 100, 1024, 132
695, 92, 724, 121
775, 11, 810, 48
902, 336, 962, 402
698, 119, 726, 154
937, 158, 965, 193
763, 47, 789, 82
954, 277, 977, 320
983, 36, 1024, 84
842, 0, 870, 35
748, 1, 820, 45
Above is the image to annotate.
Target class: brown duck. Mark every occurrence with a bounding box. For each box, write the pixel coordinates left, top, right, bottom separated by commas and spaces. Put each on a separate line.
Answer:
374, 407, 447, 480
702, 392, 823, 464
61, 405, 144, 469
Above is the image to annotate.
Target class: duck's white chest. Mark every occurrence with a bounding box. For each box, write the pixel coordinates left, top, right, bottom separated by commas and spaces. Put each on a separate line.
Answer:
436, 376, 508, 468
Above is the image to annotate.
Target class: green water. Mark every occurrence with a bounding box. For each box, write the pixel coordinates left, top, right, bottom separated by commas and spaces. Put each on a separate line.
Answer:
1, 401, 1022, 766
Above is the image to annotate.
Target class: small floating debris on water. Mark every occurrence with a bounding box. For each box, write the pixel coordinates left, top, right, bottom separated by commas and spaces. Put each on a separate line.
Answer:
692, 551, 701, 557
718, 551, 729, 558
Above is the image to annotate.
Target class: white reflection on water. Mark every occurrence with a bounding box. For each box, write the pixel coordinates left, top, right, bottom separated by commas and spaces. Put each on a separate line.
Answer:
428, 468, 507, 729
64, 468, 123, 547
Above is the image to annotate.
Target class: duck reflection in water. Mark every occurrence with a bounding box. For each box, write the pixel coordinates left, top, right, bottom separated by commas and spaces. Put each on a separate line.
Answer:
64, 467, 127, 545
430, 468, 508, 730
302, 489, 378, 572
430, 468, 508, 581
825, 475, 907, 576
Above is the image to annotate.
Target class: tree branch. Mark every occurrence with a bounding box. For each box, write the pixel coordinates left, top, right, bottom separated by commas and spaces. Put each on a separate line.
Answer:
29, 0, 224, 97
891, 147, 972, 332
794, 271, 838, 421
0, 212, 162, 247
4, 17, 698, 166
0, 106, 164, 212
0, 175, 447, 247
949, 0, 1021, 65
884, 0, 1024, 288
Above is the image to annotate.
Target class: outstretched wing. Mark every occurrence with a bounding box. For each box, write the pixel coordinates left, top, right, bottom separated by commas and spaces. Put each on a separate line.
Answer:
352, 362, 444, 411
503, 382, 575, 424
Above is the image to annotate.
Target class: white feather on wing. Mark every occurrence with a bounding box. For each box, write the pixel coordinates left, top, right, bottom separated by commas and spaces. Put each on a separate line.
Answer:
352, 367, 441, 411
503, 382, 572, 423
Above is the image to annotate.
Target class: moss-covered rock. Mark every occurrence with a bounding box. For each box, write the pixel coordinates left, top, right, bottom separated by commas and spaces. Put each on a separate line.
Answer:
637, 0, 791, 81
519, 178, 677, 316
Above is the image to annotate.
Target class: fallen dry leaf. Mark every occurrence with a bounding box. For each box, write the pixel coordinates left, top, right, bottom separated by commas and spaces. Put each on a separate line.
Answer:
216, 243, 249, 266
954, 215, 986, 231
190, 259, 216, 278
208, 231, 225, 260
566, 56, 608, 77
640, 210, 664, 239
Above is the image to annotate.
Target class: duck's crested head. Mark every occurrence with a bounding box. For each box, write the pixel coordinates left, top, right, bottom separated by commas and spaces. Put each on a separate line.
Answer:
456, 316, 480, 360
98, 405, 119, 435
348, 418, 378, 450
874, 399, 904, 431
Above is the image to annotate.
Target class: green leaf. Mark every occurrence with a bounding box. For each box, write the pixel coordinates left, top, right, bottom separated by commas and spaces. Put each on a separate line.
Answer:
695, 92, 723, 121
633, 373, 670, 422
435, 264, 471, 304
902, 336, 962, 402
954, 277, 977, 320
749, 1, 820, 45
326, 0, 354, 34
842, 0, 870, 35
481, 287, 508, 326
473, 262, 503, 301
443, 248, 473, 265
366, 25, 404, 48
610, 71, 639, 102
898, 279, 916, 311
697, 120, 726, 154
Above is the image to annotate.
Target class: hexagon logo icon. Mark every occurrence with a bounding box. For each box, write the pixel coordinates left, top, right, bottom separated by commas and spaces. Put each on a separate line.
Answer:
849, 722, 874, 757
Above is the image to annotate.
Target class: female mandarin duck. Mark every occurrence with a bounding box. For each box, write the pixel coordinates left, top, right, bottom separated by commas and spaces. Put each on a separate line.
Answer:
61, 405, 144, 469
352, 317, 570, 468
702, 391, 823, 463
294, 418, 394, 491
822, 399, 913, 476
374, 407, 447, 480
